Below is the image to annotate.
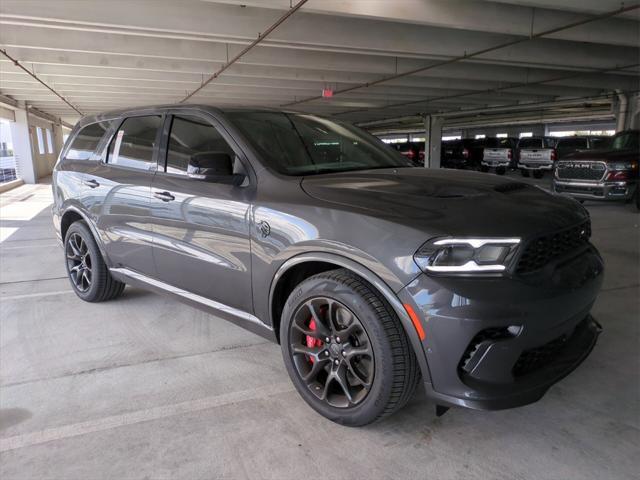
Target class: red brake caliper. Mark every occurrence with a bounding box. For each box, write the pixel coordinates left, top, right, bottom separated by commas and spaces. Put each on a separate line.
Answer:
306, 318, 323, 363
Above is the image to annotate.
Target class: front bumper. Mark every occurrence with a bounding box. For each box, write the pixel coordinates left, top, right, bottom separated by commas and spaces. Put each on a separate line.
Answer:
398, 245, 604, 410
554, 179, 637, 201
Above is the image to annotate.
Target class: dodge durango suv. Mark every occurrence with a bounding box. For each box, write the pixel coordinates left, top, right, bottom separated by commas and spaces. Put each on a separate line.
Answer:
52, 106, 604, 426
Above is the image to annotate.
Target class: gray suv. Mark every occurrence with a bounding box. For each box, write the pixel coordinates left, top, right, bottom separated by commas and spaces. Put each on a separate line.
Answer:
52, 105, 604, 426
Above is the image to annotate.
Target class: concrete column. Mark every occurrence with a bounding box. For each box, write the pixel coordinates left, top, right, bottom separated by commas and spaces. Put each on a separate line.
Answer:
625, 93, 639, 130
9, 108, 37, 184
615, 90, 628, 132
424, 115, 444, 168
53, 123, 65, 159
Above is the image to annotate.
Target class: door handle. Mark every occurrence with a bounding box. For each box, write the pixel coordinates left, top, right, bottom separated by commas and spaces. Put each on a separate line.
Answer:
83, 179, 100, 188
153, 191, 175, 202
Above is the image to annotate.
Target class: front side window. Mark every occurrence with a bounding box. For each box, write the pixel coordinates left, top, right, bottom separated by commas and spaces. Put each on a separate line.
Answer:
611, 132, 639, 151
108, 115, 162, 170
165, 115, 236, 175
65, 121, 111, 161
227, 112, 413, 175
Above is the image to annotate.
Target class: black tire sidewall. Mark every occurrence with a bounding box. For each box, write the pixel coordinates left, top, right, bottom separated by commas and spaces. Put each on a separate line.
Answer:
64, 222, 104, 301
280, 274, 396, 426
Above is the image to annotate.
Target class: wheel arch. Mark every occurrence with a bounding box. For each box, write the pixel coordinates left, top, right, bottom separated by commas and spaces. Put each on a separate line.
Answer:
60, 206, 109, 263
268, 252, 431, 383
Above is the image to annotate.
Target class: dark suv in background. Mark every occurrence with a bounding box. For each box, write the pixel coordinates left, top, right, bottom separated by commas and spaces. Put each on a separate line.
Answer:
53, 105, 604, 426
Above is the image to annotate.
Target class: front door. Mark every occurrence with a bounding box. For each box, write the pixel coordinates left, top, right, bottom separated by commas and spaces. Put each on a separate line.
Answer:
83, 114, 163, 276
149, 112, 254, 314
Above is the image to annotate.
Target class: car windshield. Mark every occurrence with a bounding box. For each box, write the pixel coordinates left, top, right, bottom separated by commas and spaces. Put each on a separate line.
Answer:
227, 112, 414, 175
610, 132, 639, 151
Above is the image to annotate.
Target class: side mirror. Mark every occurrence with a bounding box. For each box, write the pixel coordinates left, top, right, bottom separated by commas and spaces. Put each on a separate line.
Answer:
187, 152, 245, 186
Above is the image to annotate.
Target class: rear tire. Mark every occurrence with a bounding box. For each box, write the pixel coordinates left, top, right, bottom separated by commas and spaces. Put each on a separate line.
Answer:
520, 169, 530, 177
533, 170, 544, 179
280, 269, 420, 426
64, 221, 125, 302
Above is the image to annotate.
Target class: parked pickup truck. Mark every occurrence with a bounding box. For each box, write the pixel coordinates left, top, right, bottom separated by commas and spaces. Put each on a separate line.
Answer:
517, 136, 557, 178
553, 130, 639, 209
480, 137, 517, 174
441, 139, 476, 169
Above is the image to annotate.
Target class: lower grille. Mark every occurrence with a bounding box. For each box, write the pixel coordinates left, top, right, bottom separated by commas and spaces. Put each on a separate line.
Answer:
458, 327, 513, 373
513, 334, 569, 377
556, 162, 606, 181
516, 220, 591, 275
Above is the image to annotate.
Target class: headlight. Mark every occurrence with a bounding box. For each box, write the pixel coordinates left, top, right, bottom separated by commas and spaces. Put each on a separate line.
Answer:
414, 237, 521, 274
608, 161, 633, 171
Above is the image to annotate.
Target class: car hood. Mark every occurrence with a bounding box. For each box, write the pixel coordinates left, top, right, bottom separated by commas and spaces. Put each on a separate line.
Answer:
563, 149, 635, 161
300, 168, 587, 237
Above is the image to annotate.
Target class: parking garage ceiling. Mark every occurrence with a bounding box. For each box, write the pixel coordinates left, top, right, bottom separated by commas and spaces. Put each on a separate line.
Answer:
0, 0, 638, 126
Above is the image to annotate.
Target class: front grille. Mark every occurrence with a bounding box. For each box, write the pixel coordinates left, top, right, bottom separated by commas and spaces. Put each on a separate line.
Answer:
458, 327, 513, 373
556, 161, 606, 181
512, 334, 568, 377
516, 220, 591, 275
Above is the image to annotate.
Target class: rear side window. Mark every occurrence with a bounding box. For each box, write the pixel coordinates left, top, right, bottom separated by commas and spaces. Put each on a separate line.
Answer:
165, 115, 236, 175
65, 122, 111, 161
108, 115, 162, 171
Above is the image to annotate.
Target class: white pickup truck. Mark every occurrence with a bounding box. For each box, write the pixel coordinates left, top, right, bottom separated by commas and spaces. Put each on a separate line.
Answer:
517, 137, 557, 178
480, 137, 517, 175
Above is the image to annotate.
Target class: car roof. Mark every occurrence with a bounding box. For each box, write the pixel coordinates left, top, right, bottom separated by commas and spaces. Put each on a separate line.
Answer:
74, 104, 314, 129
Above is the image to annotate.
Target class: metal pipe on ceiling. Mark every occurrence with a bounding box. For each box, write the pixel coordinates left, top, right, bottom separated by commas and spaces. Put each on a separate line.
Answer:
282, 3, 640, 109
180, 0, 309, 103
0, 48, 83, 116
344, 61, 640, 121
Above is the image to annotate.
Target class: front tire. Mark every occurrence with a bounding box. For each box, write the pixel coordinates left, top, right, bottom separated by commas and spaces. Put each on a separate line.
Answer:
280, 269, 420, 426
64, 221, 125, 302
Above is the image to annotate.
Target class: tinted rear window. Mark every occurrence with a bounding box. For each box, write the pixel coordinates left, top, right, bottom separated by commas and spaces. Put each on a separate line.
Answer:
519, 138, 544, 148
484, 138, 513, 148
65, 121, 111, 161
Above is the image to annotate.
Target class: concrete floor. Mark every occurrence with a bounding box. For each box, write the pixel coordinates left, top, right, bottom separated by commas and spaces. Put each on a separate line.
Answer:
0, 175, 638, 480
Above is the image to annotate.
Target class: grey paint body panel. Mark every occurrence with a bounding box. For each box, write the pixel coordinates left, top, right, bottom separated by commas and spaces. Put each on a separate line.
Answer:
52, 104, 603, 411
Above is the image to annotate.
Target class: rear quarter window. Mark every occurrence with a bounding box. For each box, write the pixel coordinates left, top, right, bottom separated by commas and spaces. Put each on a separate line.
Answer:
65, 121, 112, 161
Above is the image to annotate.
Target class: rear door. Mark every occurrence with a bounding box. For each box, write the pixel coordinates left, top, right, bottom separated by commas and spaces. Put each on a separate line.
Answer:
82, 114, 163, 276
55, 121, 113, 202
148, 112, 254, 313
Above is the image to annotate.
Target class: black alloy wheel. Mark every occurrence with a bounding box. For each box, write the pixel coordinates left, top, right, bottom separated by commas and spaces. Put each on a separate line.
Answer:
281, 269, 420, 426
66, 232, 92, 292
289, 297, 374, 408
64, 221, 126, 302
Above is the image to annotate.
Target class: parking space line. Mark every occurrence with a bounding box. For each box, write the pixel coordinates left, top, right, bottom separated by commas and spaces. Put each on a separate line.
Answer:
0, 382, 294, 452
0, 290, 74, 300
